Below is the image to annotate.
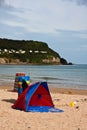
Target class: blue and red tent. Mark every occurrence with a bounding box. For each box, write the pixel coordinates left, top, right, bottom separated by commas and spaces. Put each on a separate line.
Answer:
12, 82, 63, 112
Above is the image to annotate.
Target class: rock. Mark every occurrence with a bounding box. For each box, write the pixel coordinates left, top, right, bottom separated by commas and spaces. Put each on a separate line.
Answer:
0, 58, 6, 64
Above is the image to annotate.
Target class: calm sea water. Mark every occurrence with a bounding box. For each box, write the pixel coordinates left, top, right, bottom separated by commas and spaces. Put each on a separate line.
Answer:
0, 64, 87, 90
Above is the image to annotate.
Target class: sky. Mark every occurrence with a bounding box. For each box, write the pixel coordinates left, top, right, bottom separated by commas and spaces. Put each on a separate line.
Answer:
0, 0, 87, 64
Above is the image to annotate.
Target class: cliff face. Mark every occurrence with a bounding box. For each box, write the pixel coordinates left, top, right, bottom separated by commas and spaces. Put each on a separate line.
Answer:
0, 58, 20, 64
0, 57, 61, 64
42, 57, 60, 64
0, 58, 7, 64
0, 38, 69, 65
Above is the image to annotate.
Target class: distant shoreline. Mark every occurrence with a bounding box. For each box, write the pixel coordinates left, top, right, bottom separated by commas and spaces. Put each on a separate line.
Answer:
0, 62, 70, 65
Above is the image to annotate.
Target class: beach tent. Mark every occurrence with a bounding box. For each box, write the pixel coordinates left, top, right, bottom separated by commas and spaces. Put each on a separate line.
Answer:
12, 82, 63, 112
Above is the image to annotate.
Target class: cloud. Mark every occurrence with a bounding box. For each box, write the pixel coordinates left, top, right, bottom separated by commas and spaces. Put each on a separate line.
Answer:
0, 0, 87, 37
1, 0, 87, 34
0, 0, 6, 7
63, 0, 87, 6
75, 0, 87, 6
0, 0, 26, 29
55, 29, 87, 39
0, 0, 16, 11
55, 29, 87, 34
0, 22, 27, 39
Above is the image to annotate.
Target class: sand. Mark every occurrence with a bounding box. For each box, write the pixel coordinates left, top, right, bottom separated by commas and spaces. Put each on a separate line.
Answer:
0, 86, 87, 130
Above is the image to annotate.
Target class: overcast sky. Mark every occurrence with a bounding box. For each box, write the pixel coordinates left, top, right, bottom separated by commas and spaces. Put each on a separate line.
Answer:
0, 0, 87, 64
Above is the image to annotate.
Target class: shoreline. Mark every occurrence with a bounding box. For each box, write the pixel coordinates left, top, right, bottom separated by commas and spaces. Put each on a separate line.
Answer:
0, 85, 87, 95
49, 86, 87, 95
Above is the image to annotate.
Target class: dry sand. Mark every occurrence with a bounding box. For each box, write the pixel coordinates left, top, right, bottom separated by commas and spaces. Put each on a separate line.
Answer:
0, 86, 87, 130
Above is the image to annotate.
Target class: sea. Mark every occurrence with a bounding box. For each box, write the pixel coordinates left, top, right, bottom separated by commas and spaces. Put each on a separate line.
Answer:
0, 64, 87, 90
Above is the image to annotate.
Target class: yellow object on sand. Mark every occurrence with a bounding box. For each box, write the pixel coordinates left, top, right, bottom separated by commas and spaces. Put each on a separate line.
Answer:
54, 101, 58, 105
70, 102, 75, 107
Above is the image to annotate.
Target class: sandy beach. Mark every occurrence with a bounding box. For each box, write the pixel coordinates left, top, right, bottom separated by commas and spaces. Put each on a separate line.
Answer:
0, 86, 87, 130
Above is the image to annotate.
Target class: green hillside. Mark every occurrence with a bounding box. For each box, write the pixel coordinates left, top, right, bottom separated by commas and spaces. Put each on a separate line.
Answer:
0, 38, 68, 64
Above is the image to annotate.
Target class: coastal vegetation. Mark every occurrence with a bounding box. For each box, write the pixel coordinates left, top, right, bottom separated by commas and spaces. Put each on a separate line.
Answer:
0, 38, 70, 65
